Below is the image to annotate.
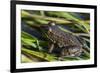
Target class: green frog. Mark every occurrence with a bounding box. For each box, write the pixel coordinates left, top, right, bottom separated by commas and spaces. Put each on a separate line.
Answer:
40, 22, 83, 57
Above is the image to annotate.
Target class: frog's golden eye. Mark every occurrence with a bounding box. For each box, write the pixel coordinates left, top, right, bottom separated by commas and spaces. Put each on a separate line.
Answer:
51, 22, 55, 26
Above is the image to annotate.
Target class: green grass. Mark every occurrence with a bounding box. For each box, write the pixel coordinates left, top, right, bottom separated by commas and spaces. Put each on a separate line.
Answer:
21, 10, 90, 63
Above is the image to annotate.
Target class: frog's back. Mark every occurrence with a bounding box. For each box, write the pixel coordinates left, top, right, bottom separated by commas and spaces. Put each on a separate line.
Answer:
47, 25, 82, 48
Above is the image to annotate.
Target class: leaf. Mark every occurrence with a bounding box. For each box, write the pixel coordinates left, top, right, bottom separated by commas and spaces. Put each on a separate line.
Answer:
22, 47, 58, 62
21, 31, 37, 40
21, 54, 33, 63
21, 10, 72, 24
21, 10, 90, 62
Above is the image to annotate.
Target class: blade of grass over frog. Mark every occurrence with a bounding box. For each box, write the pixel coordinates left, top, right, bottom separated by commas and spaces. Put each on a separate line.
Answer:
21, 11, 72, 24
22, 48, 58, 61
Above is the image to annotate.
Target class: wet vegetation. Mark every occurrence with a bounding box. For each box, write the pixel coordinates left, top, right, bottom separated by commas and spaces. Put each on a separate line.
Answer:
21, 10, 90, 63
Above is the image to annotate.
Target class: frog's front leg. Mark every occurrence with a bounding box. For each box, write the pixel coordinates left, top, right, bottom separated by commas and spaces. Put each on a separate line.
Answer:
48, 42, 55, 53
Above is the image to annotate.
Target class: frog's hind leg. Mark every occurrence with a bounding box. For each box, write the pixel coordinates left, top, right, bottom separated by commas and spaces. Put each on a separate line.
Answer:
58, 47, 82, 61
60, 48, 69, 56
67, 46, 82, 57
57, 48, 69, 61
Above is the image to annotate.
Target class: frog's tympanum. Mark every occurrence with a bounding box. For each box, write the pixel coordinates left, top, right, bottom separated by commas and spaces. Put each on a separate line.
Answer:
40, 22, 83, 58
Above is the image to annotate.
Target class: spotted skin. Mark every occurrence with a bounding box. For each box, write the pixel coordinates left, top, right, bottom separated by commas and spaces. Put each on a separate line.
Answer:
41, 22, 83, 57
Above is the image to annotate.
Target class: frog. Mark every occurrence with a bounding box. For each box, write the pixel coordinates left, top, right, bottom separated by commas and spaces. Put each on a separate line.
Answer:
40, 21, 83, 58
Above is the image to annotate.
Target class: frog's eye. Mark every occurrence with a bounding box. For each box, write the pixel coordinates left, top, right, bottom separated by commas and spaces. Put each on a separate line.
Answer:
48, 21, 56, 26
51, 22, 55, 26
